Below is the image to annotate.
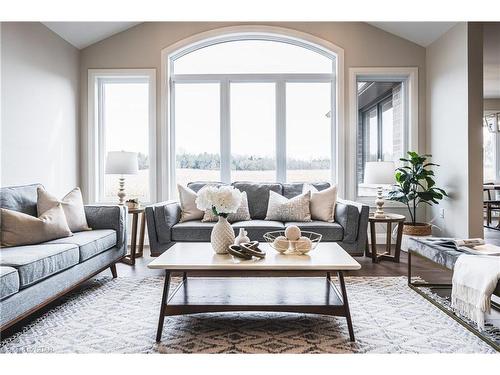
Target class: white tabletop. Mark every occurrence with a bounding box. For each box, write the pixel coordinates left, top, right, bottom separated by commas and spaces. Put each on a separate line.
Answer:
148, 242, 361, 271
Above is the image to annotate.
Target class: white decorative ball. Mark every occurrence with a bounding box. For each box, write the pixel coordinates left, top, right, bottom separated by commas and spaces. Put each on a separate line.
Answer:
273, 236, 290, 253
285, 225, 301, 241
294, 236, 313, 254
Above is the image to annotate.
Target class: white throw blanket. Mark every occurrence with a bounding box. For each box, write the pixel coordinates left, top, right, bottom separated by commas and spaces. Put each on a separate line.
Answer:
451, 254, 500, 330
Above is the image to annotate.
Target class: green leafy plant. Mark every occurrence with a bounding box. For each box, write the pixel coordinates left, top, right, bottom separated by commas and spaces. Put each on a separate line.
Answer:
387, 151, 448, 226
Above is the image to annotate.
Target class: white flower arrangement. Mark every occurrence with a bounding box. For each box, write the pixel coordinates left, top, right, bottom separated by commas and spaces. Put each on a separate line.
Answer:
196, 185, 243, 218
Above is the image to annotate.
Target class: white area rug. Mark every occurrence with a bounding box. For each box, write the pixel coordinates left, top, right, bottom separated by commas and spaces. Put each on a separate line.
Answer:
0, 276, 496, 353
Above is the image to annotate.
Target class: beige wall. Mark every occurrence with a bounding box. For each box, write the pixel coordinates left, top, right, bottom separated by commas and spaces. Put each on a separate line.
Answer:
426, 23, 483, 238
79, 22, 427, 203
1, 22, 80, 196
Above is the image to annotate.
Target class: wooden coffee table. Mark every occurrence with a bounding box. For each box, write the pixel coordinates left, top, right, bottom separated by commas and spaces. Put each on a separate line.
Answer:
148, 242, 361, 343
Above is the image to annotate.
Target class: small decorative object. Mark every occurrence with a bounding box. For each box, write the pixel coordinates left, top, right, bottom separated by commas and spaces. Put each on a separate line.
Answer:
387, 151, 448, 238
235, 228, 250, 246
363, 161, 395, 218
228, 244, 253, 260
105, 151, 139, 205
272, 235, 290, 253
228, 241, 266, 259
292, 236, 313, 254
264, 231, 322, 254
196, 185, 243, 254
285, 225, 301, 241
126, 198, 140, 209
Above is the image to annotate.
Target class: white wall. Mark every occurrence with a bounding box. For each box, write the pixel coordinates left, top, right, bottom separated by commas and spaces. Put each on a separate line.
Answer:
1, 22, 80, 196
426, 23, 483, 238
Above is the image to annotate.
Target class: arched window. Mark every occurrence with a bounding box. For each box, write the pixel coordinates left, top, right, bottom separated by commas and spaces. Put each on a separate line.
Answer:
168, 32, 338, 194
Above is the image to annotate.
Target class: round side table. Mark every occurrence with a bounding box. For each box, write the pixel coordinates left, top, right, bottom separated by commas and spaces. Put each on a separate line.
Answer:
366, 213, 405, 263
122, 206, 146, 266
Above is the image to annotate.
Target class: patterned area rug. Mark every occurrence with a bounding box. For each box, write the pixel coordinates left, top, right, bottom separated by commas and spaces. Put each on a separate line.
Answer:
0, 276, 496, 353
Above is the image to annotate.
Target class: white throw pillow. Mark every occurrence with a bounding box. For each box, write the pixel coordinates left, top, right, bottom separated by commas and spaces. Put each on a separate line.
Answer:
178, 184, 205, 222
1, 204, 73, 247
202, 191, 251, 223
265, 190, 312, 222
302, 184, 337, 222
37, 187, 91, 232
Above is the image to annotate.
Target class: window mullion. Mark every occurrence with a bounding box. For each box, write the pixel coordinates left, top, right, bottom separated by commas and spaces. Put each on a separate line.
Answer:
276, 80, 286, 183
220, 79, 231, 183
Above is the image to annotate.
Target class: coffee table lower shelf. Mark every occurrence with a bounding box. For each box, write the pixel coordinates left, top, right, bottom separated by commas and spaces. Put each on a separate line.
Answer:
155, 274, 355, 343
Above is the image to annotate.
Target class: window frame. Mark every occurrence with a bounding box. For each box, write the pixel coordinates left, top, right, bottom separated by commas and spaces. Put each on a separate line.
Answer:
87, 69, 157, 204
161, 28, 344, 200
348, 67, 419, 205
360, 92, 394, 163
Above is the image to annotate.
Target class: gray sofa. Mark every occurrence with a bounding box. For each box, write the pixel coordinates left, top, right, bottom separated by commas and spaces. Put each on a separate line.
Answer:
0, 184, 127, 331
146, 181, 369, 256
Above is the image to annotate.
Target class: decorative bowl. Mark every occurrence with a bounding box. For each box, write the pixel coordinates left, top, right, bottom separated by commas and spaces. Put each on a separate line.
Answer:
263, 231, 322, 254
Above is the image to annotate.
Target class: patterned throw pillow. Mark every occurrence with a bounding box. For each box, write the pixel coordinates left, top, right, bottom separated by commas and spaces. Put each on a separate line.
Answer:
265, 190, 312, 222
202, 191, 251, 223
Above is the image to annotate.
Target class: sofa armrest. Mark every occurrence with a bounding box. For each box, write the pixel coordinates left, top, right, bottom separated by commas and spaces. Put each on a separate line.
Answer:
335, 199, 369, 244
84, 205, 128, 250
145, 201, 181, 246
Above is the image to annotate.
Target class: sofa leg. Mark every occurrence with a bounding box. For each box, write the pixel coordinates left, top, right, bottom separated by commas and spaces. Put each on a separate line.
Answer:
110, 263, 118, 278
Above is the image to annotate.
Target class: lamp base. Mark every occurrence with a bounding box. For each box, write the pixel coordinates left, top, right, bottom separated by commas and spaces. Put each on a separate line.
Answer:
373, 186, 386, 218
117, 177, 126, 205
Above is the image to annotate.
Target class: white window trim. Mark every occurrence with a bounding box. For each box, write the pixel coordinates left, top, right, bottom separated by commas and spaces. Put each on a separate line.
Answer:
160, 25, 345, 200
347, 67, 419, 206
87, 69, 157, 204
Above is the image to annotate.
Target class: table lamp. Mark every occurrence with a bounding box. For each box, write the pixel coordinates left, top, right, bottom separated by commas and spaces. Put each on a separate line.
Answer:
105, 151, 139, 205
364, 161, 395, 218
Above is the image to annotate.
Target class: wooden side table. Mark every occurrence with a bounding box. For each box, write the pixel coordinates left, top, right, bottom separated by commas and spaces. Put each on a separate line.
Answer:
122, 207, 146, 266
366, 213, 405, 263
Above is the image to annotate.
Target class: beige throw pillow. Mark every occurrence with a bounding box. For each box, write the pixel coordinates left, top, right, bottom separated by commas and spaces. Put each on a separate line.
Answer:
202, 191, 251, 223
1, 204, 73, 247
37, 187, 91, 232
178, 184, 205, 222
265, 191, 312, 222
303, 184, 337, 222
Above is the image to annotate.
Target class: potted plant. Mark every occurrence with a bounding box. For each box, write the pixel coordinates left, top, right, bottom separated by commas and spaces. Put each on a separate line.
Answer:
387, 151, 448, 236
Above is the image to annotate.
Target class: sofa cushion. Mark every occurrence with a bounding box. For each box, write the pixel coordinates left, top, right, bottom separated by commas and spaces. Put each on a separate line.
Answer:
46, 229, 116, 262
0, 266, 19, 300
232, 220, 284, 241
282, 182, 330, 199
231, 182, 282, 219
0, 244, 79, 288
172, 221, 215, 241
284, 221, 344, 241
0, 183, 42, 216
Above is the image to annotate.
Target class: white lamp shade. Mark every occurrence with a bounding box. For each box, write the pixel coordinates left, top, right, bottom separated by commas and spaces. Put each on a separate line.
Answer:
105, 151, 139, 175
364, 161, 395, 185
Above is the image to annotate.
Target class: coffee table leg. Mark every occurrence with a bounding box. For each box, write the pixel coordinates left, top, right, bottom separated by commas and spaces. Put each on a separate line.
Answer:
338, 271, 355, 342
156, 270, 171, 342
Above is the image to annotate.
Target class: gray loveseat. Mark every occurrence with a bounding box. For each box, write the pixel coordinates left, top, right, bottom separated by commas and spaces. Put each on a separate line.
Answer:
146, 181, 369, 257
0, 184, 127, 331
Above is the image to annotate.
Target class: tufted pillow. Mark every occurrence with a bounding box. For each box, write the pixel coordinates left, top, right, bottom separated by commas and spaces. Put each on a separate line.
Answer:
265, 190, 312, 222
